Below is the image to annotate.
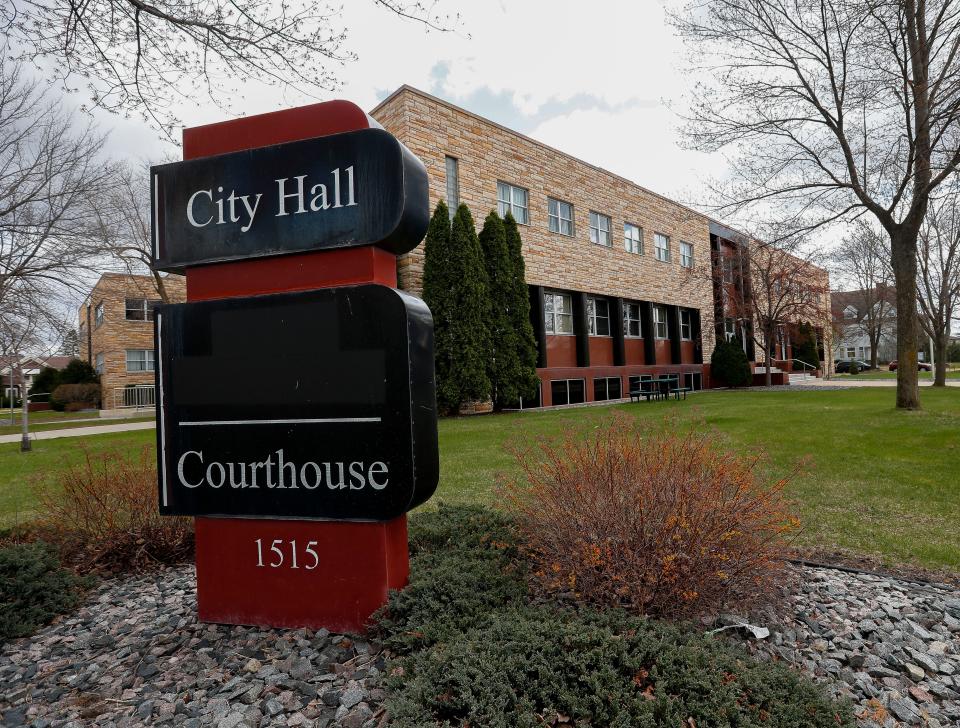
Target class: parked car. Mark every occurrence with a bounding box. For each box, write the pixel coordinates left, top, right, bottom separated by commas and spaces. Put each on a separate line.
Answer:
888, 360, 933, 371
835, 360, 873, 373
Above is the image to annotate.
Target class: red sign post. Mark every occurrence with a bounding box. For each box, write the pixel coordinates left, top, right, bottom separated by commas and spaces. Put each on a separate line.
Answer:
176, 101, 418, 632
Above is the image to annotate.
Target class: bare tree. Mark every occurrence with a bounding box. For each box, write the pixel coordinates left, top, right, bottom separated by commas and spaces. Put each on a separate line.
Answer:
716, 232, 832, 386
3, 0, 458, 139
93, 161, 179, 301
0, 61, 114, 354
830, 222, 895, 370
673, 0, 960, 409
917, 184, 960, 384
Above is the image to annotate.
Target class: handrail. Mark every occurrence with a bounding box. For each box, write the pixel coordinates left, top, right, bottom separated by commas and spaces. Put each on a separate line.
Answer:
773, 358, 819, 377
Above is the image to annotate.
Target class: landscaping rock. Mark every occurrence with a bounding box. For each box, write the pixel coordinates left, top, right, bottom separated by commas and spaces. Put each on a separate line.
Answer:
733, 564, 960, 726
0, 565, 386, 727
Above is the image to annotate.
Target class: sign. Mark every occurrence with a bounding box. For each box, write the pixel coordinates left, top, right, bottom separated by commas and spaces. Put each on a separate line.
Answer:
151, 128, 429, 272
155, 284, 438, 520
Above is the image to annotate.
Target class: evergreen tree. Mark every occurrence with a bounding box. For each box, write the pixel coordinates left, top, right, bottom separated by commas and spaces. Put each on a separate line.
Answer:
711, 338, 751, 388
793, 322, 821, 369
478, 212, 515, 410
502, 212, 540, 404
422, 201, 491, 413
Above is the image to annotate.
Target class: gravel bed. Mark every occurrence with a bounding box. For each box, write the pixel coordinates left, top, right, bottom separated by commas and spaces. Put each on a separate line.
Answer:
731, 565, 960, 727
2, 562, 958, 727
0, 566, 385, 727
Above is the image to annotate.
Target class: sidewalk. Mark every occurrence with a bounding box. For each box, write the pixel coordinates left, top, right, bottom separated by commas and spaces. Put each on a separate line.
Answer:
0, 419, 155, 445
791, 377, 960, 388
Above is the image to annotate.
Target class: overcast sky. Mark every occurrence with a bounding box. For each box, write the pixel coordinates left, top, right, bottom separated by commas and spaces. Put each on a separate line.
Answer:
97, 0, 727, 214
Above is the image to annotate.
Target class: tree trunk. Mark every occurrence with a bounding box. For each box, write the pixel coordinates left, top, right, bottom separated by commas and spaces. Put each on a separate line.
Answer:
890, 229, 921, 409
766, 332, 773, 387
934, 333, 948, 386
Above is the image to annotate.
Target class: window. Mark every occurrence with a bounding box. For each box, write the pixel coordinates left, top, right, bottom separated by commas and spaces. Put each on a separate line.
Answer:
724, 318, 737, 342
845, 346, 856, 359
586, 297, 610, 336
623, 302, 642, 337
497, 181, 528, 224
722, 257, 736, 283
548, 197, 574, 236
858, 346, 870, 360
125, 298, 160, 321
544, 292, 574, 334
654, 233, 671, 262
588, 212, 611, 246
94, 353, 104, 375
94, 302, 104, 328
624, 223, 643, 254
593, 377, 622, 401
126, 349, 155, 372
654, 306, 668, 339
445, 156, 459, 217
680, 310, 693, 340
680, 241, 694, 268
628, 375, 653, 392
551, 379, 585, 406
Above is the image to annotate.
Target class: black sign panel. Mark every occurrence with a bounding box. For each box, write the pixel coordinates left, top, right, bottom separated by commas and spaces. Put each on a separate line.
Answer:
155, 285, 438, 520
151, 128, 429, 272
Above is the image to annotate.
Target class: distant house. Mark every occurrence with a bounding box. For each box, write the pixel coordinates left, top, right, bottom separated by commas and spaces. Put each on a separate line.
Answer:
78, 273, 186, 411
831, 288, 897, 363
0, 355, 72, 400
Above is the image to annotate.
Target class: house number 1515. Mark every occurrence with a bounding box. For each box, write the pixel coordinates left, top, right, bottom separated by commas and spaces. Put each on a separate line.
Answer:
254, 539, 320, 569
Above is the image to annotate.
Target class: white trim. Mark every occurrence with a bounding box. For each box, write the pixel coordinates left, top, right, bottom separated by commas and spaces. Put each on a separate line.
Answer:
178, 417, 381, 427
153, 173, 160, 259
157, 312, 168, 507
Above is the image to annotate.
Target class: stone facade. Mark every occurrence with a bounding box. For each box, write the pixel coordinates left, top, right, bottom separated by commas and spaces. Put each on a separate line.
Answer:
371, 86, 718, 361
78, 273, 186, 409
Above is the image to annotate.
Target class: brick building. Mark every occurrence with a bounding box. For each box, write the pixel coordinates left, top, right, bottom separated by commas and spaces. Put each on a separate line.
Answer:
78, 273, 186, 410
371, 86, 830, 405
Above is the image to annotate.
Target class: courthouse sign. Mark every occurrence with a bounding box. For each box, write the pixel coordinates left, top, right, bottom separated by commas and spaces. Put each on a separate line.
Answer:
151, 128, 429, 272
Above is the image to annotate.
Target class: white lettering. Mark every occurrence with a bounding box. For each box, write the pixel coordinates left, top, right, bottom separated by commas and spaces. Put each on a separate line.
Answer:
239, 194, 262, 232
300, 462, 322, 490
177, 450, 204, 488
368, 461, 389, 490
276, 176, 307, 216
206, 461, 226, 489
187, 190, 214, 228
309, 183, 329, 211
345, 165, 357, 206
348, 461, 365, 490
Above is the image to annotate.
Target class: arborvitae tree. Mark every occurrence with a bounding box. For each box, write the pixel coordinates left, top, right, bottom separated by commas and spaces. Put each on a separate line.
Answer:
478, 212, 515, 410
793, 322, 821, 369
711, 338, 751, 388
503, 212, 540, 405
422, 201, 491, 413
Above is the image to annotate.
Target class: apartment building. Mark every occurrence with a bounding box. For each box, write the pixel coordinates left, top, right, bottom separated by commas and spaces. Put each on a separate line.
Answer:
373, 87, 744, 405
78, 273, 186, 410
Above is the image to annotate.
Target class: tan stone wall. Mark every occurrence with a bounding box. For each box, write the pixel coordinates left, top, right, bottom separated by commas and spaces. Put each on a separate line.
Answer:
78, 273, 186, 406
371, 87, 717, 359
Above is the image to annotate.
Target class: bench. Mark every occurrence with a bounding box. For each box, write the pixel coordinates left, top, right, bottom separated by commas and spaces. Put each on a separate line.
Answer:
629, 387, 661, 403
669, 387, 692, 400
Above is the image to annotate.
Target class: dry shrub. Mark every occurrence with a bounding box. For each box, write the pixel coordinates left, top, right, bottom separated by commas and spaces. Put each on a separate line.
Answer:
36, 446, 193, 573
503, 413, 800, 620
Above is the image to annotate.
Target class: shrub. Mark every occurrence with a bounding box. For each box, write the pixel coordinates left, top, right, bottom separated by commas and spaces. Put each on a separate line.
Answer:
28, 366, 61, 399
35, 446, 193, 572
948, 341, 960, 363
0, 541, 90, 641
380, 506, 852, 728
50, 382, 100, 411
711, 337, 752, 387
848, 361, 860, 376
503, 414, 799, 620
58, 358, 99, 385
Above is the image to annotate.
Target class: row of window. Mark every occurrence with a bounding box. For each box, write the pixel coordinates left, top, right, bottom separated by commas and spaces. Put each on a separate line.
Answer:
92, 298, 162, 329
492, 178, 694, 266
550, 373, 703, 406
844, 346, 871, 360
93, 350, 156, 374
544, 292, 693, 340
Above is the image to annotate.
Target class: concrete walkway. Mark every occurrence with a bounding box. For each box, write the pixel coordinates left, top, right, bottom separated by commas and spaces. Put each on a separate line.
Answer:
0, 419, 155, 445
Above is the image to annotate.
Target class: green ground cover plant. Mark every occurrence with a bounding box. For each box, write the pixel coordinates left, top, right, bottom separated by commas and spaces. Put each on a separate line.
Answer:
377, 506, 853, 728
0, 541, 90, 642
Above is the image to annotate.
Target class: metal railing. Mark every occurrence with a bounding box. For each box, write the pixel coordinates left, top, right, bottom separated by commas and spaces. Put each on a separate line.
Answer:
774, 358, 819, 378
112, 385, 155, 410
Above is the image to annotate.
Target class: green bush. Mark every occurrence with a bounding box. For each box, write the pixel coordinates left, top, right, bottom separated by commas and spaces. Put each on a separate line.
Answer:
378, 506, 853, 728
848, 361, 860, 376
50, 382, 100, 412
0, 541, 90, 642
711, 337, 752, 387
28, 366, 62, 399
948, 341, 960, 363
58, 359, 99, 385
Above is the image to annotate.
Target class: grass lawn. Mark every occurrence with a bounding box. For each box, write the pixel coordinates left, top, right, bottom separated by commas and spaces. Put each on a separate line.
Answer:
0, 410, 100, 434
0, 415, 153, 437
835, 370, 960, 380
1, 387, 958, 570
